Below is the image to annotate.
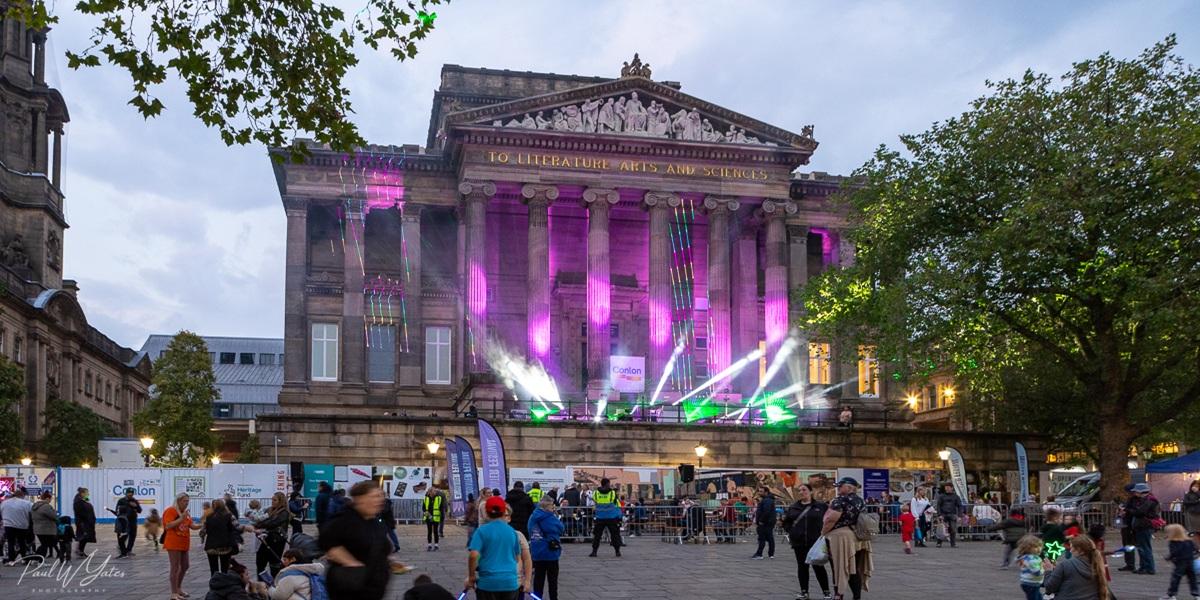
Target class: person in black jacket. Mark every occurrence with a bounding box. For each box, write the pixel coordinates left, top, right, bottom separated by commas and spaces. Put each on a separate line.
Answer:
403, 573, 456, 600
505, 481, 535, 539
253, 493, 292, 577
72, 487, 97, 558
751, 489, 777, 559
320, 481, 394, 600
204, 499, 239, 574
223, 493, 240, 521
1127, 482, 1160, 574
782, 484, 830, 600
314, 482, 333, 530
112, 487, 142, 557
934, 483, 963, 548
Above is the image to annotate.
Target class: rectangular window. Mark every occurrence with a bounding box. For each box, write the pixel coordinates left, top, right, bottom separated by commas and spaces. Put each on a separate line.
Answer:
693, 357, 709, 379
935, 382, 956, 409
278, 353, 285, 365
695, 337, 708, 350
239, 353, 254, 365
84, 372, 93, 395
808, 342, 831, 385
857, 345, 880, 398
106, 383, 113, 403
158, 350, 166, 359
368, 325, 396, 383
208, 352, 216, 364
424, 326, 452, 385
311, 323, 339, 381
258, 353, 275, 366
13, 336, 21, 363
219, 352, 235, 364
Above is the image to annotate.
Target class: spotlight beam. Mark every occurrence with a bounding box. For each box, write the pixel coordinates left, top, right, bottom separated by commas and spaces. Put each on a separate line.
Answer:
672, 347, 764, 406
649, 340, 688, 406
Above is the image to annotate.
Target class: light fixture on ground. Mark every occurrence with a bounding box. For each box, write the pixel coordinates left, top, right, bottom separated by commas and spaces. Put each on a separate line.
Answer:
694, 444, 708, 469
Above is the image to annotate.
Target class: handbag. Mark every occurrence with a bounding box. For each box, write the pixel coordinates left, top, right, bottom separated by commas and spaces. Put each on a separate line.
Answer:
805, 535, 830, 566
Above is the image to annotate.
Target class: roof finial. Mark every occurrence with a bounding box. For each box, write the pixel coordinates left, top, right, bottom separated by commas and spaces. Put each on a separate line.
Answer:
620, 53, 652, 79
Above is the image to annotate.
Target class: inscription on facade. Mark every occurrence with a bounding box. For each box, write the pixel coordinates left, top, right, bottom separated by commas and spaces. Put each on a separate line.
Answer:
485, 151, 770, 181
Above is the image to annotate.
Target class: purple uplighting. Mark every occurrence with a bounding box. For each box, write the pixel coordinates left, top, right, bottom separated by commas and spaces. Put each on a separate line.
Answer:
469, 262, 488, 319
811, 227, 835, 266
587, 271, 611, 327
649, 298, 671, 348
765, 295, 788, 347
529, 313, 551, 360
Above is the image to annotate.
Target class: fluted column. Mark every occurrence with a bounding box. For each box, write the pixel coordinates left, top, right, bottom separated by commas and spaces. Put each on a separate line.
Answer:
703, 196, 740, 390
786, 225, 811, 389
644, 191, 681, 387
522, 184, 558, 364
836, 230, 855, 267
582, 187, 620, 393
282, 198, 308, 385
32, 31, 46, 84
342, 201, 366, 386
459, 180, 496, 371
398, 204, 424, 386
762, 200, 797, 356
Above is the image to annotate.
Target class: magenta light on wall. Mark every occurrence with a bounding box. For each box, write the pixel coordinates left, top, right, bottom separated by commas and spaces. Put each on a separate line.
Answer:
649, 298, 671, 348
811, 227, 834, 266
765, 295, 788, 347
469, 262, 488, 319
587, 271, 611, 328
529, 313, 551, 360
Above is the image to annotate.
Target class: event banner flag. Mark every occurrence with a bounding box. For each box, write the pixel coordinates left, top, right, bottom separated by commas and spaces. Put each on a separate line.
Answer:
455, 436, 479, 503
477, 419, 508, 493
1015, 442, 1030, 502
946, 447, 969, 501
445, 438, 465, 518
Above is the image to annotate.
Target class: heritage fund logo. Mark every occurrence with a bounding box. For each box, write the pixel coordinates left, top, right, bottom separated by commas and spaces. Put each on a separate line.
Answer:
17, 553, 127, 595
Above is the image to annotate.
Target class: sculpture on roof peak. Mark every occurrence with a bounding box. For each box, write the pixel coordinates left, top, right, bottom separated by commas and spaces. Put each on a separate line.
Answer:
620, 53, 652, 79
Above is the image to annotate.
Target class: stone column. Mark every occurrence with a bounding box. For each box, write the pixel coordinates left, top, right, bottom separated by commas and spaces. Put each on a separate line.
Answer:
643, 191, 681, 387
398, 204, 424, 386
31, 110, 44, 172
32, 31, 45, 84
459, 180, 496, 371
282, 198, 308, 385
762, 200, 797, 357
522, 184, 558, 364
582, 187, 619, 393
836, 229, 855, 267
51, 128, 62, 189
703, 196, 740, 390
342, 201, 366, 386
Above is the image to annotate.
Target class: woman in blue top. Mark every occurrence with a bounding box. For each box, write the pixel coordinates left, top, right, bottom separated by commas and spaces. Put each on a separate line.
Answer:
467, 496, 532, 600
528, 496, 565, 600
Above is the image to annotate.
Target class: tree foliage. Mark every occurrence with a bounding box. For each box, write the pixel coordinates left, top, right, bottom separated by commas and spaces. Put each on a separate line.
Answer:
800, 38, 1200, 501
0, 356, 24, 463
42, 395, 114, 467
237, 434, 260, 464
6, 0, 446, 160
132, 331, 221, 467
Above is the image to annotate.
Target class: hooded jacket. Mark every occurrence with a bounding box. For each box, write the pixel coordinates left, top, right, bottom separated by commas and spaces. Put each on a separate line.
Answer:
267, 562, 325, 600
988, 515, 1028, 543
934, 491, 963, 517
505, 488, 535, 534
527, 506, 564, 561
73, 493, 97, 542
1043, 556, 1101, 600
32, 500, 59, 536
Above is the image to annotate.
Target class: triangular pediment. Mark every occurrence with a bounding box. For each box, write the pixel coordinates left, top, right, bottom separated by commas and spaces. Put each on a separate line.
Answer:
444, 76, 817, 151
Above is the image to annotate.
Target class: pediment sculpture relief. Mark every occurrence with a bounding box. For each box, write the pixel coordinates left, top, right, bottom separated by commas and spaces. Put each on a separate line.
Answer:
490, 91, 779, 146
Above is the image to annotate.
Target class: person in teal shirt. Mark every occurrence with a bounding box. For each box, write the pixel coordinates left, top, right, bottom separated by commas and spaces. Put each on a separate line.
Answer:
467, 496, 532, 599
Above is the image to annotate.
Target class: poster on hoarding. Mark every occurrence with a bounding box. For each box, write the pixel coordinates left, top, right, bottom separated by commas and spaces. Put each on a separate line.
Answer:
212, 464, 288, 499
173, 475, 208, 498
384, 466, 435, 500
105, 469, 163, 512
609, 356, 646, 393
303, 464, 333, 520
347, 465, 373, 487
509, 468, 570, 495
863, 469, 890, 500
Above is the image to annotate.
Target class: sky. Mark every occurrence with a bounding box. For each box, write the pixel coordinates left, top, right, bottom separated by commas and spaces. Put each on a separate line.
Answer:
47, 0, 1200, 350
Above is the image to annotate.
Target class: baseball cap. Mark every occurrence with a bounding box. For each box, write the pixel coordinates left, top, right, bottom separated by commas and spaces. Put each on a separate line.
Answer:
836, 477, 860, 488
484, 496, 507, 517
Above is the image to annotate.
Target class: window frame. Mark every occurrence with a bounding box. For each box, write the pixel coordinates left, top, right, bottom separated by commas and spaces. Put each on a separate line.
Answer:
219, 352, 236, 365
310, 322, 340, 382
239, 352, 255, 365
857, 345, 880, 398
424, 325, 452, 385
367, 324, 396, 383
808, 342, 831, 385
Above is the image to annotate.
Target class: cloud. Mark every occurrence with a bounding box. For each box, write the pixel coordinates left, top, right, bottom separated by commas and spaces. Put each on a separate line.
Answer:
52, 0, 1200, 349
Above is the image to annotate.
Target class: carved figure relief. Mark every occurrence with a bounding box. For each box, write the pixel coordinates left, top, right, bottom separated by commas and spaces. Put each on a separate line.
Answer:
1, 235, 31, 270
46, 230, 61, 270
619, 53, 653, 78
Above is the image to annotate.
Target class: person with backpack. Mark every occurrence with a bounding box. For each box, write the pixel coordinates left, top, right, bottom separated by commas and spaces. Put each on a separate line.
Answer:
783, 483, 831, 600
751, 489, 777, 559
821, 477, 873, 600
257, 549, 326, 600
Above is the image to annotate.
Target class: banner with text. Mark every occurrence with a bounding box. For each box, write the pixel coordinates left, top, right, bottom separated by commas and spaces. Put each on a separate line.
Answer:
863, 469, 890, 500
609, 355, 646, 393
105, 469, 163, 512
946, 447, 969, 502
445, 439, 465, 518
1015, 443, 1030, 503
212, 464, 289, 499
478, 419, 509, 493
455, 436, 480, 502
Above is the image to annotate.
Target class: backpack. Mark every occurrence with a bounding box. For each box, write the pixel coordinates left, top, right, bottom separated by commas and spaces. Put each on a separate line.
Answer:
854, 512, 879, 542
279, 570, 328, 600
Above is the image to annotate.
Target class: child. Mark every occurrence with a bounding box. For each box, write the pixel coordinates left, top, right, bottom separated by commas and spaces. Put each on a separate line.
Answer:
1163, 523, 1199, 600
403, 573, 456, 600
991, 508, 1028, 568
899, 503, 916, 554
143, 508, 162, 551
1040, 507, 1066, 563
1016, 535, 1045, 600
56, 516, 75, 563
1063, 515, 1081, 539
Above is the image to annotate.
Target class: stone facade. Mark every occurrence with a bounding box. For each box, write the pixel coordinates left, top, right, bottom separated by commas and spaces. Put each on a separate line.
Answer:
0, 17, 152, 456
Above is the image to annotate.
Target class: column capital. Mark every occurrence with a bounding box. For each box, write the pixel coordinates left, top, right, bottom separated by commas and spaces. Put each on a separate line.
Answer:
787, 224, 810, 238
702, 195, 741, 214
582, 187, 619, 208
642, 191, 681, 210
520, 183, 559, 205
282, 196, 307, 215
760, 199, 798, 219
458, 180, 497, 201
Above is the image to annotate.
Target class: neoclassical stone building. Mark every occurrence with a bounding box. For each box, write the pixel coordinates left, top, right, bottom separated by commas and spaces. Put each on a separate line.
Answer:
0, 17, 152, 456
272, 58, 894, 421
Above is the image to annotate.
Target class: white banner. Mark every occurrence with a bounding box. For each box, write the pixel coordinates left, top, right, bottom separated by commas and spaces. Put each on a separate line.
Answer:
105, 469, 164, 512
509, 468, 570, 495
1015, 443, 1030, 503
946, 447, 969, 502
211, 464, 289, 499
385, 466, 434, 500
172, 474, 209, 498
609, 355, 646, 393
348, 465, 373, 487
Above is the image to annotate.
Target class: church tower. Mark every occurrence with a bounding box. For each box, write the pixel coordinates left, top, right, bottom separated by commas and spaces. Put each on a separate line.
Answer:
0, 4, 68, 290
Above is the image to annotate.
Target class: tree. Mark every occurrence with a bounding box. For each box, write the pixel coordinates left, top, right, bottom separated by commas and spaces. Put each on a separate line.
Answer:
800, 38, 1200, 502
0, 356, 23, 463
4, 0, 446, 160
132, 331, 221, 466
237, 435, 260, 464
41, 395, 114, 467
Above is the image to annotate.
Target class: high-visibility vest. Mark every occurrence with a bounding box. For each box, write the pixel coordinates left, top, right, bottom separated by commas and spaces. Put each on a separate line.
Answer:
529, 488, 543, 503
423, 495, 442, 523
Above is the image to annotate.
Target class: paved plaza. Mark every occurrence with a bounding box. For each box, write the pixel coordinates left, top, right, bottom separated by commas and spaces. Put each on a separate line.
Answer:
0, 527, 1174, 600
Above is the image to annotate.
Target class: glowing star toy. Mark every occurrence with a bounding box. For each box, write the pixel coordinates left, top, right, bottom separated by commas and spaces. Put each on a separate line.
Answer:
417, 10, 437, 25
1043, 540, 1066, 561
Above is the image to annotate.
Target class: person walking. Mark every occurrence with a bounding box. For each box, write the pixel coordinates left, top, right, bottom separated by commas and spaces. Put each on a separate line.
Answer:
1118, 483, 1141, 572
1015, 535, 1045, 600
466, 496, 533, 600
113, 487, 142, 558
287, 491, 310, 536
1182, 480, 1200, 538
528, 496, 564, 600
314, 482, 333, 531
899, 504, 916, 555
72, 487, 96, 558
909, 487, 931, 547
588, 478, 622, 558
1162, 523, 1200, 600
204, 499, 239, 574
751, 489, 777, 559
990, 508, 1029, 568
144, 508, 163, 551
465, 494, 480, 547
2, 487, 33, 565
253, 492, 291, 578
782, 483, 831, 600
1043, 535, 1109, 600
1127, 482, 1160, 575
821, 477, 873, 600
320, 481, 394, 600
163, 493, 202, 600
505, 482, 535, 540
31, 491, 59, 560
423, 488, 444, 551
934, 482, 963, 548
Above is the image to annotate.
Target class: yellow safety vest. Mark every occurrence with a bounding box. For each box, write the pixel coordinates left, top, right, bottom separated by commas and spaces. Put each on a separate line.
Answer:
593, 490, 616, 506
529, 488, 543, 503
423, 495, 442, 523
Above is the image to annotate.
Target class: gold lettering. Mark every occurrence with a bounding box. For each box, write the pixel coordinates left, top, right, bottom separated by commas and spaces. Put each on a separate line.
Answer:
619, 160, 631, 172
488, 151, 496, 162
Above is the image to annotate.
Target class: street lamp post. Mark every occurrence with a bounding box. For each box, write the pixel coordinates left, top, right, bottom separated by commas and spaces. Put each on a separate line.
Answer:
140, 436, 155, 467
694, 444, 708, 470
20, 457, 32, 466
938, 448, 951, 485
426, 441, 440, 487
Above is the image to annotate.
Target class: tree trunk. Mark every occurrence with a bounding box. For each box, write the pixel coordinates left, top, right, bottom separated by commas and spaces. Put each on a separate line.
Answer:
1096, 419, 1134, 502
